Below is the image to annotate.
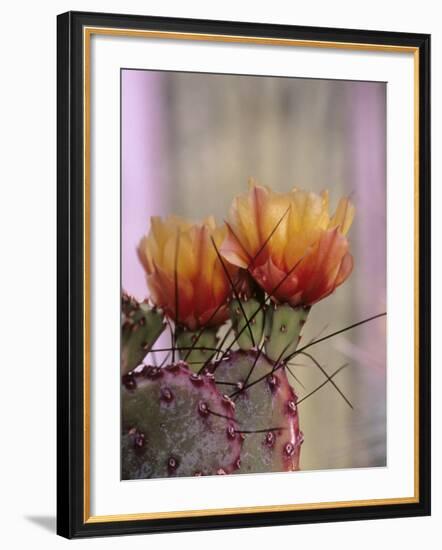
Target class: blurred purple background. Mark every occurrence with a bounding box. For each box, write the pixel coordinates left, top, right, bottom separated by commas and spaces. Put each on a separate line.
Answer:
121, 69, 387, 471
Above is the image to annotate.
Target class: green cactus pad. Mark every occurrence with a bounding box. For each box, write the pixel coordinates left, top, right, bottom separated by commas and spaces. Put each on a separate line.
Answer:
175, 327, 219, 372
229, 298, 265, 351
121, 293, 166, 375
264, 304, 310, 363
211, 350, 303, 474
121, 362, 242, 479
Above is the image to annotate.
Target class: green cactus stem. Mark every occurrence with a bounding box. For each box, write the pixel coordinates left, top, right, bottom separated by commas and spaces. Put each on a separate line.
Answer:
229, 297, 265, 351
211, 350, 303, 474
121, 362, 242, 479
175, 327, 219, 372
264, 304, 310, 363
121, 293, 166, 375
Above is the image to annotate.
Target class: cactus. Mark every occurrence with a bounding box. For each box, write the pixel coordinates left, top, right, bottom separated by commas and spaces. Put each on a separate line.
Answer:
121, 184, 362, 479
121, 293, 166, 375
264, 304, 310, 363
229, 298, 265, 351
121, 362, 242, 479
211, 350, 303, 473
175, 327, 218, 372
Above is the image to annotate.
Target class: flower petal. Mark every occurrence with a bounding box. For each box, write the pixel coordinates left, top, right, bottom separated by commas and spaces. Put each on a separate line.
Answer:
219, 224, 250, 269
138, 216, 235, 329
252, 256, 299, 303
329, 197, 355, 235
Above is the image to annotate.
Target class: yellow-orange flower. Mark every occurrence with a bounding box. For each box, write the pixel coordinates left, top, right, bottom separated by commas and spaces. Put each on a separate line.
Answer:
138, 215, 235, 331
220, 181, 355, 307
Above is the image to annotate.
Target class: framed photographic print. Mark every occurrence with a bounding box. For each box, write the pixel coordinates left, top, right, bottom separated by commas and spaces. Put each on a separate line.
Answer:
57, 11, 431, 538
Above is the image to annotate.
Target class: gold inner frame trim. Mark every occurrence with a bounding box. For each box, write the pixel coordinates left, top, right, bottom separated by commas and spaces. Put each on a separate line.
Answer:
82, 26, 420, 524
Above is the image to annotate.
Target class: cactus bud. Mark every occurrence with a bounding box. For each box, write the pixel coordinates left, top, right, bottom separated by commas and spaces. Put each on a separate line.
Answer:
175, 327, 218, 372
121, 294, 166, 375
264, 304, 309, 363
229, 298, 264, 351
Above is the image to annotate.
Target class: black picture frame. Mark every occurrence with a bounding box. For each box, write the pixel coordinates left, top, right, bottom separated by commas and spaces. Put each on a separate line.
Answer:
57, 10, 431, 539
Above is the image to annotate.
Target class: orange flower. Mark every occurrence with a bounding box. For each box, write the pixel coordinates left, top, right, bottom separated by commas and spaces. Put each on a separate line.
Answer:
138, 215, 235, 331
220, 181, 355, 306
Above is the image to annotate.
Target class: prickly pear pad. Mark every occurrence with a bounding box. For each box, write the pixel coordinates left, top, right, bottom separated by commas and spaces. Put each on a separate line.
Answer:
212, 350, 303, 474
122, 362, 242, 479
